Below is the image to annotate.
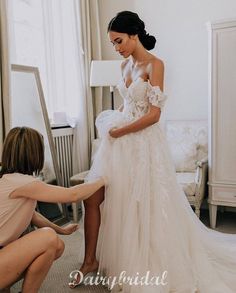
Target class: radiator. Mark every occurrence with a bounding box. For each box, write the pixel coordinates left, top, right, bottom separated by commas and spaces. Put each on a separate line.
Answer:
51, 127, 74, 187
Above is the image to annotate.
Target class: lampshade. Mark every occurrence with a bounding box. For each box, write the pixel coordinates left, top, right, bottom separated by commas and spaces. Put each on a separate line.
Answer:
90, 60, 123, 87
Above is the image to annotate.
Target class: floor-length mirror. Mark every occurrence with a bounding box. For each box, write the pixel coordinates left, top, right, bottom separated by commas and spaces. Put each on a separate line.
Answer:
10, 64, 68, 222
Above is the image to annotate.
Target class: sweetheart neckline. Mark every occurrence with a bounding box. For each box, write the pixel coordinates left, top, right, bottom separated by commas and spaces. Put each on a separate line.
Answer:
123, 77, 148, 90
118, 78, 162, 93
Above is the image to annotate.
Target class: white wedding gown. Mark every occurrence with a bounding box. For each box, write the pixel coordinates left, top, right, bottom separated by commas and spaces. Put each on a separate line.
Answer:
85, 77, 236, 293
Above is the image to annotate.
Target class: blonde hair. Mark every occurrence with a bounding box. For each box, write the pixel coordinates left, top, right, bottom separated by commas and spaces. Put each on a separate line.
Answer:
0, 127, 44, 177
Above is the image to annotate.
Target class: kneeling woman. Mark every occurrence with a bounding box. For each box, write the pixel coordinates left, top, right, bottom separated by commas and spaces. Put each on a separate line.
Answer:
0, 127, 105, 293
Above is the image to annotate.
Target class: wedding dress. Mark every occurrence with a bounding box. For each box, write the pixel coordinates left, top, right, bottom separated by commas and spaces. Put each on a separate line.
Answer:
85, 77, 236, 293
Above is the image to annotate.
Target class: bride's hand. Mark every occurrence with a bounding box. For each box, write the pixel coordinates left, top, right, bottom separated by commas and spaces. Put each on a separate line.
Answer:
109, 127, 123, 138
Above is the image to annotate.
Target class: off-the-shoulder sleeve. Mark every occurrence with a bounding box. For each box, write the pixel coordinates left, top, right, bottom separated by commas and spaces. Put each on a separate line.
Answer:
147, 83, 167, 109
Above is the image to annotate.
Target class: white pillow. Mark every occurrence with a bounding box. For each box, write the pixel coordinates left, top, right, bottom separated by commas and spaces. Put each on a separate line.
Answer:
168, 141, 198, 172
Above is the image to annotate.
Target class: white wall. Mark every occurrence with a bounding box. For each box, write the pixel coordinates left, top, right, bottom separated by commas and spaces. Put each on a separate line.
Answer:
98, 0, 236, 121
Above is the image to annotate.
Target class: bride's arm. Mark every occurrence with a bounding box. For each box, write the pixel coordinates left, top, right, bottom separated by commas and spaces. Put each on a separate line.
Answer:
116, 60, 128, 113
109, 106, 160, 138
110, 59, 164, 138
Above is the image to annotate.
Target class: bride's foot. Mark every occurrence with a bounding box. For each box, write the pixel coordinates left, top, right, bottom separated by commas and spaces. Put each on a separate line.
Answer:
68, 259, 99, 289
1, 288, 11, 293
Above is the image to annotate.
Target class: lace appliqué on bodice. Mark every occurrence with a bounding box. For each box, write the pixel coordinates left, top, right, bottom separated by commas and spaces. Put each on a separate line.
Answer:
117, 77, 167, 121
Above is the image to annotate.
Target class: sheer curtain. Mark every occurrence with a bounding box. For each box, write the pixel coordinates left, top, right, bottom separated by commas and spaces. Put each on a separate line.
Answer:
0, 0, 11, 158
72, 0, 102, 173
9, 0, 86, 120
9, 0, 103, 173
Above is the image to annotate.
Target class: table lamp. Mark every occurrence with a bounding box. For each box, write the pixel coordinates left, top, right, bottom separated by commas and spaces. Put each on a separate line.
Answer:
90, 60, 123, 109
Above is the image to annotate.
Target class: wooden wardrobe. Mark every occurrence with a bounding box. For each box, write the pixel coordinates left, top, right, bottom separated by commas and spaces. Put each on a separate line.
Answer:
207, 19, 236, 228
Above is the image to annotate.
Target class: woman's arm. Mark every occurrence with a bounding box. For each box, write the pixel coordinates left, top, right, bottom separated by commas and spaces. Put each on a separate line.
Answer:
31, 211, 79, 235
110, 59, 164, 138
10, 178, 105, 203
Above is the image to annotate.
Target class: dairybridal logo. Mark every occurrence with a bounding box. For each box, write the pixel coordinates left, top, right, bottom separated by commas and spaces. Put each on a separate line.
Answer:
69, 270, 168, 289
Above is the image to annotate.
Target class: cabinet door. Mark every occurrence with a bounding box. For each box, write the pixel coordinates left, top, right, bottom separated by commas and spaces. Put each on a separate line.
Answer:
211, 25, 236, 184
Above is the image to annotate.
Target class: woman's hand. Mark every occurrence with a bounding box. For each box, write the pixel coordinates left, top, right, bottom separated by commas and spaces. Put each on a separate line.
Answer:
31, 211, 79, 235
109, 127, 123, 138
60, 223, 79, 235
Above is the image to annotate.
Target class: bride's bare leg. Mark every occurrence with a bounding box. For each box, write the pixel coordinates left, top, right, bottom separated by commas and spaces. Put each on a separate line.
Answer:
71, 186, 104, 285
84, 186, 105, 261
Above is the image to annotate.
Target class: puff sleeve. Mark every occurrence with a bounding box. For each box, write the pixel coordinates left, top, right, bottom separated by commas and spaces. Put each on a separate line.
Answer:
147, 83, 167, 109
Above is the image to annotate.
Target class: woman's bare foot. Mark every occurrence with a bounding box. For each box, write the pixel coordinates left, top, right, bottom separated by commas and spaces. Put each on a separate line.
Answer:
69, 259, 99, 288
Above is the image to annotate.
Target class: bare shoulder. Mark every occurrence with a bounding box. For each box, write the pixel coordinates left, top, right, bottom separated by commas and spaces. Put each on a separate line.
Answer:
148, 57, 164, 89
150, 57, 164, 73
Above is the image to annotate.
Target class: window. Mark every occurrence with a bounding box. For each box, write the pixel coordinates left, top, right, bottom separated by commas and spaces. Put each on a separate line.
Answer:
9, 0, 83, 124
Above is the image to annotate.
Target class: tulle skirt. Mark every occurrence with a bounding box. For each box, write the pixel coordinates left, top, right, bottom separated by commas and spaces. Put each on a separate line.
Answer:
85, 110, 236, 293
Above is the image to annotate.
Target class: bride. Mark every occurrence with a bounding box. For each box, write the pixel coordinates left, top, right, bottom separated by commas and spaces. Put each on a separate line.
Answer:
69, 11, 236, 292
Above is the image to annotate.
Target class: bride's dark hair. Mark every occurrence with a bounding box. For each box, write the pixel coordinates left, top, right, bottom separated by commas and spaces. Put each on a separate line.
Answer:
107, 11, 156, 51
